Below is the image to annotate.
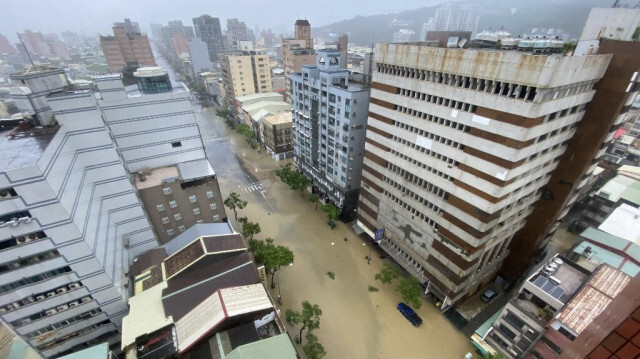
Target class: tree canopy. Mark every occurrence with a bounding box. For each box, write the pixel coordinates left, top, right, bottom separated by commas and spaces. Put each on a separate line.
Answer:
285, 300, 322, 344
224, 192, 247, 221
253, 238, 294, 288
238, 216, 261, 241
395, 276, 423, 309
375, 264, 400, 284
303, 332, 327, 359
276, 164, 311, 197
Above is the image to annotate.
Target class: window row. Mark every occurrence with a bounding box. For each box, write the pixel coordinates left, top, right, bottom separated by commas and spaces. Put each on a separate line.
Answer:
377, 62, 538, 101
25, 308, 103, 339
382, 189, 438, 229
394, 121, 465, 150
156, 196, 215, 212
0, 266, 72, 294
389, 149, 453, 182
0, 249, 60, 274
396, 88, 478, 114
391, 136, 461, 164
395, 105, 470, 132
384, 176, 444, 215
387, 163, 449, 200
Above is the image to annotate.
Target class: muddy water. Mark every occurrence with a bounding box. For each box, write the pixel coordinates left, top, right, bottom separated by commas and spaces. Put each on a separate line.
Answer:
207, 111, 476, 359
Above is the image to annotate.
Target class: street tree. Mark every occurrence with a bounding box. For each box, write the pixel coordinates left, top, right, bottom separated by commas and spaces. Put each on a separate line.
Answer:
254, 238, 294, 288
375, 264, 399, 284
224, 192, 247, 221
483, 353, 506, 359
285, 300, 322, 344
276, 164, 310, 197
395, 276, 423, 309
303, 332, 326, 359
309, 194, 319, 210
238, 217, 261, 241
320, 203, 340, 228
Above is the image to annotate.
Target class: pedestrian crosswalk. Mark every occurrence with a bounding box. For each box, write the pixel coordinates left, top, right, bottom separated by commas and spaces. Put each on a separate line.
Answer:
203, 137, 228, 143
238, 182, 263, 194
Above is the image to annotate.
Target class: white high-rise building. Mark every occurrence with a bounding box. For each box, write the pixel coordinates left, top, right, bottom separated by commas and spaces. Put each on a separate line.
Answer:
0, 67, 158, 357
428, 3, 481, 37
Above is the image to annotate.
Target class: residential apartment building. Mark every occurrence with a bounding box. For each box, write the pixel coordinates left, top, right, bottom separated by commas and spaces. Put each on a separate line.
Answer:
159, 21, 195, 60
0, 67, 157, 357
188, 39, 212, 74
226, 18, 251, 50
99, 20, 156, 73
261, 112, 294, 161
135, 159, 226, 244
192, 15, 225, 62
392, 29, 417, 43
433, 3, 481, 37
282, 20, 315, 102
171, 33, 189, 57
357, 42, 611, 308
221, 50, 272, 103
290, 50, 371, 220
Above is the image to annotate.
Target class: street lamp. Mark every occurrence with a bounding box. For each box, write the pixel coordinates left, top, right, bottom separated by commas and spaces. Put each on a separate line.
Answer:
276, 263, 293, 305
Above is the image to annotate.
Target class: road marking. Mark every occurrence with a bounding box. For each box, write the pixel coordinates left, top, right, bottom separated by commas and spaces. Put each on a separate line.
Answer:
203, 137, 228, 143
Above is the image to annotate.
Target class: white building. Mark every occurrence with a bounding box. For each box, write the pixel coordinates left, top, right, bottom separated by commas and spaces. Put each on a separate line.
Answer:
0, 67, 157, 357
290, 50, 370, 221
574, 8, 640, 56
188, 39, 212, 74
392, 29, 417, 43
425, 3, 481, 37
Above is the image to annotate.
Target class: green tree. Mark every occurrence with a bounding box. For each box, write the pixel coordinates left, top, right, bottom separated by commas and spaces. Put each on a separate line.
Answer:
276, 164, 310, 198
303, 332, 326, 359
254, 238, 294, 288
483, 353, 506, 359
238, 217, 261, 241
216, 108, 230, 119
320, 203, 340, 227
224, 192, 247, 221
375, 264, 399, 284
309, 194, 319, 210
395, 277, 423, 309
285, 300, 322, 344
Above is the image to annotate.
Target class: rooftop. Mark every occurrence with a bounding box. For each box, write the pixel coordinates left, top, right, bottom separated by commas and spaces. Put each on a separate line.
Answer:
0, 126, 58, 171
242, 101, 290, 117
134, 165, 179, 190
571, 239, 640, 277
262, 112, 293, 126
595, 174, 639, 203
163, 223, 235, 256
57, 343, 109, 359
557, 265, 630, 334
121, 281, 173, 349
235, 92, 283, 104
177, 158, 215, 182
526, 255, 589, 304
598, 203, 640, 245
225, 333, 297, 359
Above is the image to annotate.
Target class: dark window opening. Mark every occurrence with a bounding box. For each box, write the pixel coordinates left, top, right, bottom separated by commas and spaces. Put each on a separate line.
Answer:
171, 141, 182, 148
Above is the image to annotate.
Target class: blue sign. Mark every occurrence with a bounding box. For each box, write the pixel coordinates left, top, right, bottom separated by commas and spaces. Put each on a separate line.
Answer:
374, 228, 385, 242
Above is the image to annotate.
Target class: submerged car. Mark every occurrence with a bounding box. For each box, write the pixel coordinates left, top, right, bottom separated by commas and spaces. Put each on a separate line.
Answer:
397, 302, 422, 327
481, 288, 499, 303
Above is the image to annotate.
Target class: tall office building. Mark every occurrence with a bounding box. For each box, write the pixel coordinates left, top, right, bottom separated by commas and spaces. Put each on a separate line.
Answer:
221, 50, 272, 103
501, 7, 640, 282
193, 15, 224, 62
188, 39, 212, 74
290, 50, 370, 220
282, 20, 315, 102
112, 18, 141, 35
226, 18, 251, 50
0, 67, 157, 357
160, 21, 195, 59
100, 19, 156, 73
0, 34, 15, 54
357, 42, 611, 308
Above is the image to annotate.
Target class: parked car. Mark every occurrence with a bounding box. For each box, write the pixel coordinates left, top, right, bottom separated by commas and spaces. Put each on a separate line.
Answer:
481, 288, 499, 303
397, 302, 422, 327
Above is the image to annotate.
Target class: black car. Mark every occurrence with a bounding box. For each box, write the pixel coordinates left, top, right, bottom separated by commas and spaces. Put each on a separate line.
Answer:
481, 288, 499, 303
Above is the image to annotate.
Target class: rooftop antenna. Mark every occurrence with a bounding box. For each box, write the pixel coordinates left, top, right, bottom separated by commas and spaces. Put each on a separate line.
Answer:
371, 36, 374, 52
17, 33, 36, 69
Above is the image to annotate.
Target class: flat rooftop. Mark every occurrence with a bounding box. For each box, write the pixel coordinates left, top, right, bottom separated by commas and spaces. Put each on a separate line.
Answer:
263, 112, 292, 126
0, 126, 58, 171
595, 174, 638, 203
527, 255, 589, 303
598, 204, 640, 245
134, 165, 179, 190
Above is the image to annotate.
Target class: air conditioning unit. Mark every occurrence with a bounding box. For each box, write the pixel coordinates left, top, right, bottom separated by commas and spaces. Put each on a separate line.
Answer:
18, 217, 30, 223
56, 288, 67, 294
123, 277, 130, 288
0, 308, 6, 314
36, 295, 45, 301
0, 191, 9, 198
8, 263, 20, 270
69, 301, 80, 308
81, 297, 91, 303
23, 217, 32, 224
57, 304, 69, 311
22, 318, 32, 324
45, 309, 58, 316
46, 292, 56, 298
28, 233, 37, 240
17, 237, 27, 244
68, 283, 80, 290
0, 222, 6, 228
7, 220, 18, 227
123, 237, 130, 249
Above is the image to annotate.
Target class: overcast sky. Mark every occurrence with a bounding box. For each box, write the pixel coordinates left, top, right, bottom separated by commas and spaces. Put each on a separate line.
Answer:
1, 0, 442, 43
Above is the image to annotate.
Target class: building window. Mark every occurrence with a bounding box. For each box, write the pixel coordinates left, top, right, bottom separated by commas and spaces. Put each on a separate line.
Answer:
156, 204, 165, 212
206, 190, 214, 198
169, 200, 177, 208
178, 225, 186, 232
196, 219, 204, 224
210, 203, 217, 210
171, 141, 182, 148
167, 229, 175, 236
163, 187, 172, 195
174, 213, 182, 221
193, 208, 201, 215
161, 217, 170, 224
189, 195, 197, 203
213, 214, 220, 221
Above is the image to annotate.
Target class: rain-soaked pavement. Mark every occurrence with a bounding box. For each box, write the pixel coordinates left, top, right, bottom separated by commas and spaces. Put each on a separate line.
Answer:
195, 107, 476, 359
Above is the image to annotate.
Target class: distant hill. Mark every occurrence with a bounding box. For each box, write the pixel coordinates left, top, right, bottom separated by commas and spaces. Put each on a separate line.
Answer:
313, 0, 615, 46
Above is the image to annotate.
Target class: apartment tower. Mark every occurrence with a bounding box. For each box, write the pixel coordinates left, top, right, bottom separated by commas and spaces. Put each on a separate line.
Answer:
100, 20, 156, 73
282, 20, 315, 102
221, 50, 272, 103
357, 42, 611, 307
192, 15, 225, 62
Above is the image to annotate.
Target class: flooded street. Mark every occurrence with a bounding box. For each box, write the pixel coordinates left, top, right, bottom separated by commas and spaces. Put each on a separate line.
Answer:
197, 107, 476, 359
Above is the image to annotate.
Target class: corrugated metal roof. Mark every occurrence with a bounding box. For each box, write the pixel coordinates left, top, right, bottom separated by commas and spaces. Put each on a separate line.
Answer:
122, 282, 173, 348
225, 334, 297, 359
558, 265, 630, 334
164, 223, 235, 256
57, 343, 109, 359
580, 227, 629, 251
130, 248, 167, 278
177, 158, 215, 182
598, 204, 640, 245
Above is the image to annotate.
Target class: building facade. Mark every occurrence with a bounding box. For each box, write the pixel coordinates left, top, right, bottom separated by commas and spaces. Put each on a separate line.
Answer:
192, 15, 225, 62
0, 68, 157, 357
261, 112, 293, 161
226, 18, 251, 50
188, 39, 212, 74
134, 160, 226, 244
99, 21, 156, 73
290, 50, 371, 220
357, 42, 611, 308
433, 3, 481, 37
392, 29, 417, 43
221, 50, 272, 103
282, 20, 315, 102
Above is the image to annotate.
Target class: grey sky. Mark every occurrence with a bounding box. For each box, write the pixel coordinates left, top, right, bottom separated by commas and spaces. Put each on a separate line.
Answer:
1, 0, 441, 43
